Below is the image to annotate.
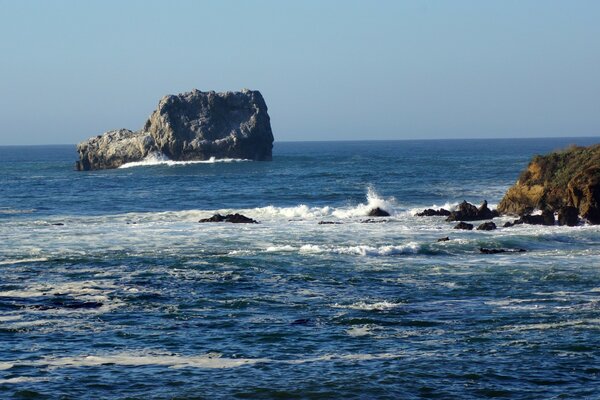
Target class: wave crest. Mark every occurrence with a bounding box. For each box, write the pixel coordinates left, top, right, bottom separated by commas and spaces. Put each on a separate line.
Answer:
119, 153, 250, 169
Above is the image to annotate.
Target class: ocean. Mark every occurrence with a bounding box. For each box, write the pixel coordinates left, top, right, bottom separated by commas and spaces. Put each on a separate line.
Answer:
1, 138, 599, 399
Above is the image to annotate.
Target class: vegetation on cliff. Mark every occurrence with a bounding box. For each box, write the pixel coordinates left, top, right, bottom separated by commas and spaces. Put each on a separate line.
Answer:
498, 144, 600, 224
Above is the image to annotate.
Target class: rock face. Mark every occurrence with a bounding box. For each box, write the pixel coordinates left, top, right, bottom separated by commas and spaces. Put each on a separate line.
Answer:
76, 89, 274, 170
498, 144, 600, 224
558, 206, 579, 226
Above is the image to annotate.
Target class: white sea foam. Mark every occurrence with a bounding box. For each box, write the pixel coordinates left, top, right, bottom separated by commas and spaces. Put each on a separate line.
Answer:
506, 318, 600, 332
0, 208, 35, 215
265, 245, 296, 252
0, 280, 125, 314
0, 362, 14, 370
333, 301, 403, 311
0, 257, 48, 266
408, 202, 459, 216
33, 351, 404, 370
304, 243, 420, 256
0, 376, 50, 384
264, 243, 420, 256
332, 187, 398, 218
119, 152, 250, 169
246, 187, 399, 221
346, 325, 375, 337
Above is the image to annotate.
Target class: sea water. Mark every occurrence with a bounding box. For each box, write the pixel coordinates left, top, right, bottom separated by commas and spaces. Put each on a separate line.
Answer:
0, 138, 599, 399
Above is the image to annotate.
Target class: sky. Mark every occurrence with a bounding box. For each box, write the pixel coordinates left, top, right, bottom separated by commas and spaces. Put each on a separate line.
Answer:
0, 0, 599, 145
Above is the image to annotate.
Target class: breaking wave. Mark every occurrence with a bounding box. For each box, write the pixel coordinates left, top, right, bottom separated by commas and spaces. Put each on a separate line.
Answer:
119, 152, 250, 168
266, 243, 421, 256
249, 187, 402, 220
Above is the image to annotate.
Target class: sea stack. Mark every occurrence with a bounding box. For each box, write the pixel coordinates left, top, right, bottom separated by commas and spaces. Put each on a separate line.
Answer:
498, 144, 600, 224
76, 89, 274, 170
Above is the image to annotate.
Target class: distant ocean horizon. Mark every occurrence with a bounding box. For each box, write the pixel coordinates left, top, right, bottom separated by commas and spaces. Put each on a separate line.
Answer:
1, 137, 599, 398
2, 135, 600, 147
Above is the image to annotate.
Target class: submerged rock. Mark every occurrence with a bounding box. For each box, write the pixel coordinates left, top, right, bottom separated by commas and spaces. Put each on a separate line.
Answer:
318, 221, 343, 225
361, 218, 387, 223
437, 237, 450, 242
199, 213, 258, 224
446, 200, 499, 222
367, 207, 390, 217
480, 248, 527, 254
291, 318, 311, 325
416, 208, 451, 217
498, 144, 600, 224
76, 89, 274, 170
454, 222, 474, 230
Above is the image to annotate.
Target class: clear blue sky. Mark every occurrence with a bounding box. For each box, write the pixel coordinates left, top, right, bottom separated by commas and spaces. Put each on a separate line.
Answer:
1, 0, 599, 145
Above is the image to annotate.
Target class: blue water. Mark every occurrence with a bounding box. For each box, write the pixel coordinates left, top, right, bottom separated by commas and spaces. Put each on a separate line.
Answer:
1, 138, 599, 399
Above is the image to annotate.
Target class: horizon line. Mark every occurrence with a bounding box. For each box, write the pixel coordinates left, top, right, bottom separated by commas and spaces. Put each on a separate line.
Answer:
0, 135, 599, 147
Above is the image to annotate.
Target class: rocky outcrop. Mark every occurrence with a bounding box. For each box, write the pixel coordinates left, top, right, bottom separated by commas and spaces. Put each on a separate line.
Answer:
76, 89, 274, 170
476, 221, 497, 231
498, 144, 600, 224
367, 207, 391, 217
558, 206, 579, 226
446, 200, 499, 222
198, 213, 258, 224
416, 208, 451, 217
454, 222, 474, 230
503, 210, 556, 227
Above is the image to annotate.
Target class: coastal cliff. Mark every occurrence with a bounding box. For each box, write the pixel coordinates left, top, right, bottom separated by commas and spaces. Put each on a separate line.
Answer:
498, 144, 600, 224
76, 89, 274, 170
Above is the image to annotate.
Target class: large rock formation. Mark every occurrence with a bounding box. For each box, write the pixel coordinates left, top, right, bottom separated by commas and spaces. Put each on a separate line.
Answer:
498, 144, 600, 224
76, 89, 274, 170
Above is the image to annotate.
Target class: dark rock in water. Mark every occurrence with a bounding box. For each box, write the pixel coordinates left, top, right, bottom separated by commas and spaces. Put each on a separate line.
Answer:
199, 213, 258, 224
498, 144, 600, 224
417, 208, 451, 217
476, 221, 497, 231
454, 222, 474, 230
318, 221, 343, 225
477, 200, 499, 220
76, 89, 274, 170
480, 248, 527, 254
30, 298, 104, 310
51, 222, 65, 226
558, 206, 579, 226
446, 201, 478, 222
291, 318, 311, 325
514, 210, 555, 226
446, 200, 499, 222
542, 209, 556, 225
367, 207, 390, 217
361, 219, 387, 223
224, 214, 258, 224
199, 214, 227, 223
437, 237, 450, 242
503, 221, 515, 228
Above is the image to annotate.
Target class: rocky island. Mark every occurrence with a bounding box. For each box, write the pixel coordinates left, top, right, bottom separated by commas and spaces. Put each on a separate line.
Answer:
76, 89, 274, 170
498, 144, 600, 224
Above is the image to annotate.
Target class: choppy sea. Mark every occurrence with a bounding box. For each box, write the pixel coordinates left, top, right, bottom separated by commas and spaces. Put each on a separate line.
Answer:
1, 138, 599, 399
